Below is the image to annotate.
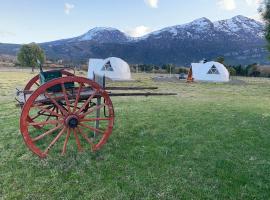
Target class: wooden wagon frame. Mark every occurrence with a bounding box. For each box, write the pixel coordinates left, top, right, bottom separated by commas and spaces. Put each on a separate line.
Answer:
16, 69, 176, 158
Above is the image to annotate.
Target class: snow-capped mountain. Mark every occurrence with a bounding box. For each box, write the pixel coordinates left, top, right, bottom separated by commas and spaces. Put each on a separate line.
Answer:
64, 15, 264, 43
69, 27, 131, 43
142, 17, 215, 39
0, 15, 267, 65
48, 15, 263, 44
139, 15, 264, 41
213, 15, 264, 38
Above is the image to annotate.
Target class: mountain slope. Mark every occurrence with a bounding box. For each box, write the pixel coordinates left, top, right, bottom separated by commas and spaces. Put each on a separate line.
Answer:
0, 15, 268, 65
71, 27, 132, 43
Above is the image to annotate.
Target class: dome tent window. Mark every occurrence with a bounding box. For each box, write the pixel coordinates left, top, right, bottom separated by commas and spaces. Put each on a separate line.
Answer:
101, 61, 114, 71
207, 65, 220, 74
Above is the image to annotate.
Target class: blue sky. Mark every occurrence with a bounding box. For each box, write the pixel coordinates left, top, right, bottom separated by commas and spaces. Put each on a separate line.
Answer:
0, 0, 261, 44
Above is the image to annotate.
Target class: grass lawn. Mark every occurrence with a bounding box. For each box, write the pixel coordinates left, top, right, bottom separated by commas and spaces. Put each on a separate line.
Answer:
0, 71, 270, 199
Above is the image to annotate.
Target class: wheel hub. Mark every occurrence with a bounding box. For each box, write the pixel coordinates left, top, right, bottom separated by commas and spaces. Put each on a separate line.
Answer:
65, 115, 79, 128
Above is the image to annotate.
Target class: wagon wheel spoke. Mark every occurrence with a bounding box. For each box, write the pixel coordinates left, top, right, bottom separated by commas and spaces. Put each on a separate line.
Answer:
49, 106, 58, 120
61, 83, 71, 113
79, 122, 105, 134
69, 104, 81, 110
77, 126, 95, 149
62, 128, 71, 155
56, 106, 65, 116
28, 105, 53, 121
34, 81, 40, 87
33, 105, 62, 118
43, 106, 56, 122
44, 91, 67, 115
43, 127, 67, 155
32, 124, 63, 142
73, 128, 83, 151
30, 111, 45, 121
76, 90, 97, 114
29, 119, 63, 127
80, 104, 106, 118
73, 83, 83, 112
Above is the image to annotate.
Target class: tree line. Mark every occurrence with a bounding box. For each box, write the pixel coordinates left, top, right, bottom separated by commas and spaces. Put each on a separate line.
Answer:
14, 43, 270, 78
215, 57, 264, 77
130, 64, 189, 74
226, 64, 265, 77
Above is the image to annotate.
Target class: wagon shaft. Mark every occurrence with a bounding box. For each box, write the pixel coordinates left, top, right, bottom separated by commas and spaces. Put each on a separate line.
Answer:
16, 86, 176, 106
105, 86, 158, 90
109, 92, 177, 97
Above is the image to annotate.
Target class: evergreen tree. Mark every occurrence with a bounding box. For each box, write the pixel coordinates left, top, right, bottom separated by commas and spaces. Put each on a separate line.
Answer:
215, 56, 225, 64
261, 1, 270, 51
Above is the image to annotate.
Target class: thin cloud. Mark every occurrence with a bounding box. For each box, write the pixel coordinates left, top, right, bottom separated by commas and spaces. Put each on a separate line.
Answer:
144, 0, 159, 8
245, 0, 261, 7
126, 26, 153, 37
250, 13, 263, 22
0, 30, 16, 37
64, 3, 75, 15
217, 0, 236, 11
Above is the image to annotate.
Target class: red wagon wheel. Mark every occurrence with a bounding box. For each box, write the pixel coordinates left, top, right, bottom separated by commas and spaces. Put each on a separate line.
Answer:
20, 76, 114, 158
24, 70, 75, 129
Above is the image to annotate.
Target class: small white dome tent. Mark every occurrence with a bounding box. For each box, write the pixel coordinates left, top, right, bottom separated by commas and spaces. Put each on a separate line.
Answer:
187, 61, 229, 82
87, 57, 131, 81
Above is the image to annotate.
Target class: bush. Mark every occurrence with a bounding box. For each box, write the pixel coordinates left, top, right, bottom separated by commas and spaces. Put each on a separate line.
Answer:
175, 67, 189, 74
227, 67, 236, 76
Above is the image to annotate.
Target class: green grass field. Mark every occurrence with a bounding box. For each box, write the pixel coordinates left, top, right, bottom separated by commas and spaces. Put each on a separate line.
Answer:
1, 71, 270, 199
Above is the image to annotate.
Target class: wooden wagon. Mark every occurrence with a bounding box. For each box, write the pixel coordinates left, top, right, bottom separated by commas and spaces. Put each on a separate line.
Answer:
16, 68, 176, 158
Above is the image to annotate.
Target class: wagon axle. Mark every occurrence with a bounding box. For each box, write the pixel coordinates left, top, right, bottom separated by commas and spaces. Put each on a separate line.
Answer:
65, 115, 79, 128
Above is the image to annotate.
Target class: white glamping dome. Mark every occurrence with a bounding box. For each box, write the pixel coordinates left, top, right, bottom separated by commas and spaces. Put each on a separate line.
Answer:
190, 61, 229, 82
88, 57, 131, 81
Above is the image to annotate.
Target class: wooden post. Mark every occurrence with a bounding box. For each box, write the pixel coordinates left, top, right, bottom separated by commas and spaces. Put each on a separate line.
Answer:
95, 97, 101, 136
94, 74, 105, 136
